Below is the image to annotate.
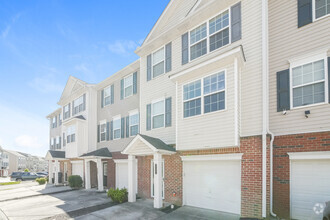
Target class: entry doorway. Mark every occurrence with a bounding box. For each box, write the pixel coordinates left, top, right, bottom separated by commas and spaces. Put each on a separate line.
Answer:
103, 162, 108, 187
151, 160, 164, 198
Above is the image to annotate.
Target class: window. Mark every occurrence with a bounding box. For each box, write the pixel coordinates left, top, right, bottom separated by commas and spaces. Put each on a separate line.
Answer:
113, 117, 121, 140
129, 112, 139, 136
152, 100, 165, 129
292, 59, 326, 107
152, 48, 165, 78
67, 126, 76, 143
124, 74, 133, 98
100, 121, 106, 142
190, 23, 207, 60
56, 136, 60, 149
59, 114, 62, 126
50, 138, 54, 149
183, 71, 226, 118
64, 104, 70, 119
209, 10, 230, 52
315, 0, 330, 19
183, 80, 202, 117
104, 86, 111, 106
52, 117, 56, 128
73, 95, 84, 114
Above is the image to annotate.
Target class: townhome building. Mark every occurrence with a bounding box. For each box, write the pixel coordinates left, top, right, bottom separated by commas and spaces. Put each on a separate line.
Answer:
0, 146, 9, 177
269, 1, 330, 219
5, 150, 27, 174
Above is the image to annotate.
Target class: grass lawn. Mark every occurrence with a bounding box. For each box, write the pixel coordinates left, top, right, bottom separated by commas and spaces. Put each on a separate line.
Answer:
0, 181, 21, 186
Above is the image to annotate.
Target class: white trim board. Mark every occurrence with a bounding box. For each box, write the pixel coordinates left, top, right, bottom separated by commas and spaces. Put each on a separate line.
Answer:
288, 151, 330, 160
181, 153, 243, 162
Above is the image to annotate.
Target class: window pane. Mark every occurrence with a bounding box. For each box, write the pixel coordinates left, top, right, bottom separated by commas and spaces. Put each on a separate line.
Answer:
183, 80, 201, 101
153, 48, 164, 65
105, 96, 111, 105
153, 114, 164, 129
190, 23, 207, 45
125, 86, 133, 97
183, 98, 201, 118
209, 10, 229, 35
130, 114, 139, 125
293, 59, 325, 87
293, 82, 325, 107
130, 125, 138, 136
113, 119, 121, 129
190, 39, 207, 60
104, 87, 111, 97
315, 0, 329, 18
153, 61, 164, 78
292, 66, 302, 86
204, 91, 225, 113
204, 72, 225, 95
210, 28, 229, 52
152, 100, 164, 115
114, 130, 121, 139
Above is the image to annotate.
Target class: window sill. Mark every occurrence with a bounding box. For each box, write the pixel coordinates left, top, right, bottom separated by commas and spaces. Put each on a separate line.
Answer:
290, 102, 329, 111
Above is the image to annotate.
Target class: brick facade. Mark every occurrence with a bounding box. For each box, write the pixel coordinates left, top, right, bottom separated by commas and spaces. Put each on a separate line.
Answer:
273, 131, 330, 219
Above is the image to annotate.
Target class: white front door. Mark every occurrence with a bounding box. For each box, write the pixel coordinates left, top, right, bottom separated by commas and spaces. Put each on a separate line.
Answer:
183, 160, 241, 214
116, 162, 128, 189
72, 161, 84, 179
151, 160, 164, 198
291, 159, 330, 220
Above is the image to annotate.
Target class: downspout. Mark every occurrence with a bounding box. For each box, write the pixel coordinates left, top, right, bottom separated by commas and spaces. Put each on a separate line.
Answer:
262, 0, 277, 218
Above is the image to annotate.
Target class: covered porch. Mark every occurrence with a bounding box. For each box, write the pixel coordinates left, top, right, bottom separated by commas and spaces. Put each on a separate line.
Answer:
45, 150, 66, 185
80, 148, 112, 191
122, 134, 176, 209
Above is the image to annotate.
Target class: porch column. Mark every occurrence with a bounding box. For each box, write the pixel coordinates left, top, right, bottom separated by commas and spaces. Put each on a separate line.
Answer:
153, 153, 163, 208
96, 159, 103, 191
48, 160, 53, 183
54, 160, 59, 185
84, 160, 91, 189
128, 155, 136, 202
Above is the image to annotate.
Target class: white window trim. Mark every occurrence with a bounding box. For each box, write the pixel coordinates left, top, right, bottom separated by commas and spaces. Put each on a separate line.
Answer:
124, 74, 134, 98
182, 70, 227, 119
150, 159, 164, 199
289, 53, 328, 110
288, 151, 330, 160
103, 86, 112, 107
150, 46, 166, 80
151, 98, 166, 130
99, 120, 107, 142
312, 0, 330, 21
73, 95, 85, 114
188, 6, 232, 63
112, 115, 121, 140
129, 110, 139, 137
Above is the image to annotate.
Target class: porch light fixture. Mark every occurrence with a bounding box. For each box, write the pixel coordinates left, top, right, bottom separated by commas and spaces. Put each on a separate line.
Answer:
305, 110, 310, 118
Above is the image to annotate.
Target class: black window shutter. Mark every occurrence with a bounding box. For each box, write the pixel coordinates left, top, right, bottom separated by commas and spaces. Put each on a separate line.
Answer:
83, 94, 86, 111
146, 104, 151, 131
101, 90, 104, 108
121, 117, 125, 138
97, 125, 100, 143
72, 101, 75, 116
120, 79, 124, 100
59, 137, 62, 148
54, 116, 57, 128
165, 42, 172, 72
298, 0, 313, 28
182, 32, 189, 65
62, 107, 65, 120
110, 121, 113, 140
133, 72, 138, 94
111, 84, 114, 104
68, 103, 71, 118
231, 2, 242, 43
106, 122, 110, 141
165, 97, 172, 127
277, 69, 290, 112
126, 116, 129, 137
147, 55, 152, 81
63, 133, 66, 147
328, 57, 330, 103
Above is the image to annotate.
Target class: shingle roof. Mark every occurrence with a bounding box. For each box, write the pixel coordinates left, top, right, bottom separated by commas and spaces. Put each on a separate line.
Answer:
48, 150, 65, 159
74, 115, 86, 120
139, 134, 176, 152
80, 148, 112, 158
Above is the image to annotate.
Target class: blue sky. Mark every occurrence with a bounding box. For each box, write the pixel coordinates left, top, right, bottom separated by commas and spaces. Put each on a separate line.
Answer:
0, 0, 170, 156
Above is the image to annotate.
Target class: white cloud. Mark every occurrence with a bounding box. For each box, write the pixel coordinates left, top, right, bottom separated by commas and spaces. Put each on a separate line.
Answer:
28, 74, 63, 94
108, 40, 142, 56
15, 135, 44, 149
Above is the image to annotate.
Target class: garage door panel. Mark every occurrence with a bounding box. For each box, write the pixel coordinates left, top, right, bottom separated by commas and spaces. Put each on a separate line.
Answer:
291, 159, 330, 220
184, 160, 241, 215
72, 162, 83, 179
116, 163, 128, 189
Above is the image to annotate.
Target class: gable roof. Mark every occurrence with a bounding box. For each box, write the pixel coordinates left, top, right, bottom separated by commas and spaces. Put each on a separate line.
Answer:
139, 134, 176, 152
46, 150, 65, 160
80, 148, 112, 158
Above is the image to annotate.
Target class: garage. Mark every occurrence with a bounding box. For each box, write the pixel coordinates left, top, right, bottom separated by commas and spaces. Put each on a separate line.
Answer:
114, 160, 138, 192
182, 154, 242, 215
71, 161, 84, 179
290, 156, 330, 220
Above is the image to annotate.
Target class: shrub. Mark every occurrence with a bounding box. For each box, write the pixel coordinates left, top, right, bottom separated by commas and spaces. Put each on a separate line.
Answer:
68, 175, 83, 188
24, 168, 29, 172
36, 178, 46, 185
107, 188, 128, 203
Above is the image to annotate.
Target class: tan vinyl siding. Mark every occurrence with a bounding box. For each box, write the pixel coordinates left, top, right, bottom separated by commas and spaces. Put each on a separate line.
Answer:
269, 0, 330, 135
97, 67, 140, 152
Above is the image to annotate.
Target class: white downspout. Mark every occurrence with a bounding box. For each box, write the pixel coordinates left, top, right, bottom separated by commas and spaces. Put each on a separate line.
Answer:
262, 0, 277, 218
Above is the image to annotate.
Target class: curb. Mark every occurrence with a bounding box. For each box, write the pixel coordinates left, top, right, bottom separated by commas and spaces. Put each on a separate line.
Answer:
0, 189, 75, 203
0, 208, 9, 220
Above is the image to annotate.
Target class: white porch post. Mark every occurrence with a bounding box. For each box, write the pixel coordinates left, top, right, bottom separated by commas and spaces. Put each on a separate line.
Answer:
84, 160, 91, 189
54, 160, 59, 185
96, 159, 103, 191
48, 160, 53, 183
128, 155, 136, 202
153, 153, 163, 208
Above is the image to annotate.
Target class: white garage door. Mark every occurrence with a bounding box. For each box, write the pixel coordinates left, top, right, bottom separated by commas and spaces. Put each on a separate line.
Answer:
116, 162, 128, 189
72, 162, 84, 179
291, 159, 330, 220
183, 160, 241, 214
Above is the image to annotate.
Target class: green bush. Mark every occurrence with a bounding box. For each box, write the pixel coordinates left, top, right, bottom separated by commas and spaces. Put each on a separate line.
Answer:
24, 168, 29, 172
107, 188, 128, 203
36, 178, 46, 185
68, 175, 83, 188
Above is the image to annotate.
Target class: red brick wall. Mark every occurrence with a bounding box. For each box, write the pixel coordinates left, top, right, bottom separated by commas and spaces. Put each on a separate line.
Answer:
137, 155, 152, 200
273, 131, 330, 219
